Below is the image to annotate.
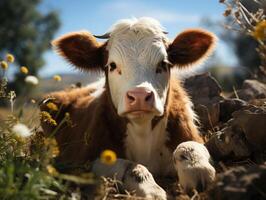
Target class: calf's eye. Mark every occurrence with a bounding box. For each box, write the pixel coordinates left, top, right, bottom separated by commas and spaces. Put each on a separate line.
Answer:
180, 154, 188, 161
109, 62, 117, 71
156, 60, 168, 74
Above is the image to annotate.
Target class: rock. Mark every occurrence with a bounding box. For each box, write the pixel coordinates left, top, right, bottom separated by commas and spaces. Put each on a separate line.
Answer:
219, 98, 248, 122
205, 124, 251, 161
231, 80, 266, 101
184, 72, 223, 105
195, 104, 220, 131
232, 109, 266, 151
206, 106, 266, 161
208, 164, 266, 200
184, 73, 224, 130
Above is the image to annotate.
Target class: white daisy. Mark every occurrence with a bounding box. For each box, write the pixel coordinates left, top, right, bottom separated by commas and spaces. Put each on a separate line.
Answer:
25, 75, 39, 85
12, 123, 32, 138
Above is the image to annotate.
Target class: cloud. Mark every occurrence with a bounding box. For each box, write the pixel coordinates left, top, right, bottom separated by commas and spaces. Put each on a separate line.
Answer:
100, 0, 201, 24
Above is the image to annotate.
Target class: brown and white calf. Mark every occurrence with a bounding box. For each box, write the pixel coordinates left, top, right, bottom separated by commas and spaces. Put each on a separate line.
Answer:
41, 17, 216, 198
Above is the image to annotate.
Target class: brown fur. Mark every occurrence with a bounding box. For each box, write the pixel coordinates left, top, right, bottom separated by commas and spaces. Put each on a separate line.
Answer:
41, 86, 127, 167
168, 29, 217, 68
41, 79, 202, 167
166, 79, 203, 151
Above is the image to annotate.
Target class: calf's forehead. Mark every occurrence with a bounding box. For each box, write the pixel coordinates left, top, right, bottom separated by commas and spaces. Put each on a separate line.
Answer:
108, 34, 168, 67
106, 18, 169, 67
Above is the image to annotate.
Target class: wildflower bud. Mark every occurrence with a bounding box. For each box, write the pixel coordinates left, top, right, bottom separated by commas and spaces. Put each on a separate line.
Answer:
223, 8, 232, 17
20, 66, 29, 74
46, 102, 58, 111
40, 111, 57, 126
100, 149, 117, 165
6, 53, 15, 63
252, 20, 266, 41
31, 99, 36, 104
0, 61, 8, 70
234, 11, 240, 19
46, 165, 59, 176
53, 75, 62, 82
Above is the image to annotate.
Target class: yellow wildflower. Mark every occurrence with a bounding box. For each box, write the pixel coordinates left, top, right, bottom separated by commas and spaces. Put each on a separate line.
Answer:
223, 8, 232, 17
0, 61, 8, 70
31, 99, 36, 104
100, 149, 117, 165
52, 146, 60, 157
20, 66, 29, 74
40, 111, 57, 126
53, 75, 62, 82
46, 102, 58, 111
64, 112, 73, 127
6, 53, 15, 63
44, 138, 60, 157
46, 165, 59, 176
252, 20, 266, 41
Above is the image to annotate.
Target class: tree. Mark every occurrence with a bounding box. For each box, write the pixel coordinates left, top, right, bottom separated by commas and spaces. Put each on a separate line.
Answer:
0, 0, 60, 94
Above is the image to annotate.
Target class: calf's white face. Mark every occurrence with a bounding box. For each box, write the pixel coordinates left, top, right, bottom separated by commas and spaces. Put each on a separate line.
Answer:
52, 17, 216, 121
106, 18, 170, 119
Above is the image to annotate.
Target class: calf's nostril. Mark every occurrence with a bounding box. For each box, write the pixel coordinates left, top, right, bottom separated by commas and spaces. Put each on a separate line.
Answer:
145, 93, 153, 102
127, 93, 135, 102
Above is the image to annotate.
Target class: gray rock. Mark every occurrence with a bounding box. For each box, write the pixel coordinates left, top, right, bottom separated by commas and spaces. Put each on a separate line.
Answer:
206, 106, 266, 161
184, 73, 224, 130
232, 109, 266, 151
205, 124, 251, 161
219, 98, 248, 122
231, 80, 266, 101
208, 164, 266, 200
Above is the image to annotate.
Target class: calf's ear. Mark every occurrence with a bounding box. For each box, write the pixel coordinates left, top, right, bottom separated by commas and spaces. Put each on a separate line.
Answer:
167, 29, 217, 68
52, 31, 107, 71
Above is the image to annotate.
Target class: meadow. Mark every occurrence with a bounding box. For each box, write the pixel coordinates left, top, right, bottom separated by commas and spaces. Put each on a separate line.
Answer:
0, 0, 266, 199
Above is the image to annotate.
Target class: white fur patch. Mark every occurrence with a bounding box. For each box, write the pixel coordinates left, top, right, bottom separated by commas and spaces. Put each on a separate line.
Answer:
106, 17, 170, 117
86, 77, 105, 98
125, 117, 175, 176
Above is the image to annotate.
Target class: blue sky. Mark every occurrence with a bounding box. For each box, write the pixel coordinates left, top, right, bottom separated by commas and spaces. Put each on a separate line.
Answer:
39, 0, 236, 77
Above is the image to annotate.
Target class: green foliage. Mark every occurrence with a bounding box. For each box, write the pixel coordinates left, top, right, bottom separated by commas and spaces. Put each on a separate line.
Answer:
0, 115, 65, 200
0, 56, 96, 199
0, 0, 60, 94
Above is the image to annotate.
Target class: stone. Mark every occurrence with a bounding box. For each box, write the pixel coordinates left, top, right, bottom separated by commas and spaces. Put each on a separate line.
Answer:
231, 80, 266, 101
208, 164, 266, 200
219, 98, 248, 122
184, 73, 224, 130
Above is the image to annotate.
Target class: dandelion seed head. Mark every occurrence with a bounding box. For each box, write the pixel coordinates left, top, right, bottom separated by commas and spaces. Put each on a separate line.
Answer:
12, 123, 32, 138
25, 75, 39, 85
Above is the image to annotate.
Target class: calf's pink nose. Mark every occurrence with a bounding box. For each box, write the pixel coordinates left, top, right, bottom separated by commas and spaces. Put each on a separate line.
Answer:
125, 88, 154, 110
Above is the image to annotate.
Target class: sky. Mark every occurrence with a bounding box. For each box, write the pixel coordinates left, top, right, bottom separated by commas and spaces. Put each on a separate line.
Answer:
39, 0, 237, 77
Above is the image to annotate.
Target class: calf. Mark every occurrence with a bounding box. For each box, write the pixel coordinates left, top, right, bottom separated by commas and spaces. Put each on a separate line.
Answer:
41, 17, 216, 198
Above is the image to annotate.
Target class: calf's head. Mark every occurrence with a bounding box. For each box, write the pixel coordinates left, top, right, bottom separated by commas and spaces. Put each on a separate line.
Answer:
53, 17, 216, 121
